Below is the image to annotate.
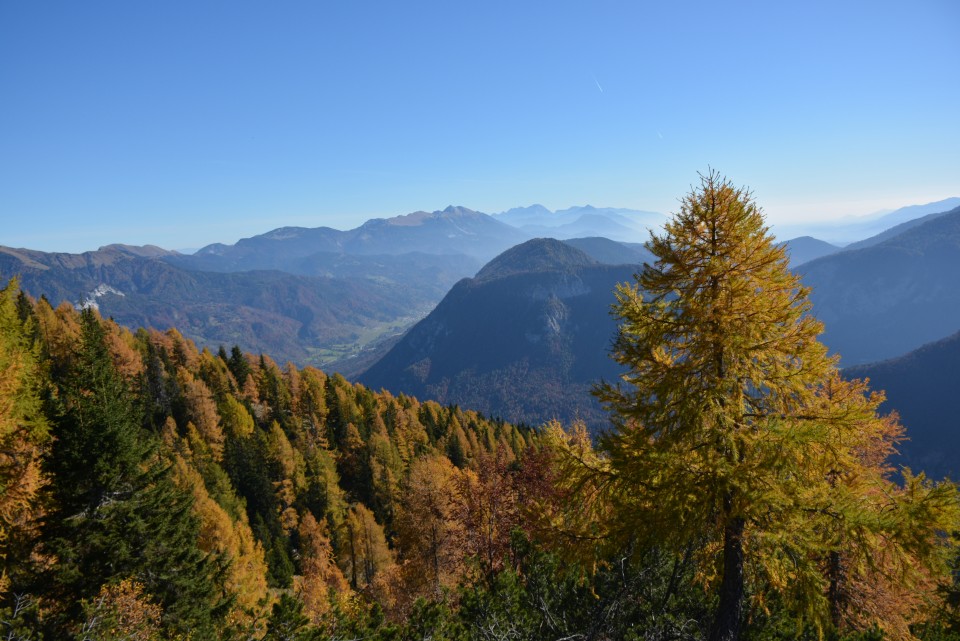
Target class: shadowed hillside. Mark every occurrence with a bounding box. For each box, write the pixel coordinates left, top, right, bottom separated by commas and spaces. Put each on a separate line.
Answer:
801, 206, 960, 366
361, 239, 640, 429
844, 330, 960, 479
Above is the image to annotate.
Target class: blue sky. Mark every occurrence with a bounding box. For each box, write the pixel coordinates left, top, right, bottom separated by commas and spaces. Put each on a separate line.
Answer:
2, 0, 958, 253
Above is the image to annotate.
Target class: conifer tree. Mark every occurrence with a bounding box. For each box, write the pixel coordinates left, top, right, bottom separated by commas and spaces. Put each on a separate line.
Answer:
588, 172, 958, 641
42, 310, 228, 638
227, 345, 252, 388
0, 280, 49, 597
394, 455, 466, 598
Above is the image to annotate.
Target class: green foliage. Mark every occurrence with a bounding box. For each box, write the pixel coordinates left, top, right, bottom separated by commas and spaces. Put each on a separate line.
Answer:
456, 534, 711, 641
264, 594, 320, 641
48, 309, 153, 515
0, 593, 43, 641
226, 345, 253, 390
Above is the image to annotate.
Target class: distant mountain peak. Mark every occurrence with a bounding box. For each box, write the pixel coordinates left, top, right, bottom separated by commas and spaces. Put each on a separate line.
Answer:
381, 210, 432, 226
260, 227, 310, 240
496, 204, 554, 216
779, 236, 840, 267
194, 242, 231, 256
440, 205, 482, 217
475, 238, 598, 282
379, 206, 485, 227
98, 244, 178, 258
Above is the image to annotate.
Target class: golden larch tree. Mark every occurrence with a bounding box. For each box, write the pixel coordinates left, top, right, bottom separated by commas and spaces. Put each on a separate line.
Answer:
587, 172, 957, 641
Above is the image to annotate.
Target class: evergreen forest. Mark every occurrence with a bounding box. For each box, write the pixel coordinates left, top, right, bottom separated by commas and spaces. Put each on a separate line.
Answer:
2, 174, 960, 641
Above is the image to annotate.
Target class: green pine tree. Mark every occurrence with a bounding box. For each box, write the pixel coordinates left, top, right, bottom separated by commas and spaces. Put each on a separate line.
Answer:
41, 310, 228, 638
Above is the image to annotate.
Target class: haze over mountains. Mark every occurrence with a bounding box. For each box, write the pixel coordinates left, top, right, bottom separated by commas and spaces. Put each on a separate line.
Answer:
771, 197, 960, 246
493, 205, 665, 242
780, 237, 840, 267
0, 204, 663, 367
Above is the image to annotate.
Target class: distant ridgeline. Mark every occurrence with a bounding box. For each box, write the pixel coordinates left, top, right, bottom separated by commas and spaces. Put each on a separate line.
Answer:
0, 205, 667, 374
800, 204, 960, 366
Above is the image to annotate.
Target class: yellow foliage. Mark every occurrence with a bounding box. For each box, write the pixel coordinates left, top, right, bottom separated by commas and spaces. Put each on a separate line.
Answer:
339, 503, 395, 599
563, 173, 960, 638
0, 280, 50, 596
393, 455, 466, 603
178, 369, 225, 461
171, 455, 269, 625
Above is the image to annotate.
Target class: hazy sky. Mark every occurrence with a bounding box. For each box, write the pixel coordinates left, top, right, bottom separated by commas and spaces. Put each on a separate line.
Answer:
2, 0, 958, 253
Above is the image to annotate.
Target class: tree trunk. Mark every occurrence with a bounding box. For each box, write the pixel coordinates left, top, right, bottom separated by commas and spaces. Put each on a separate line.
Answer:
709, 516, 745, 641
828, 549, 845, 630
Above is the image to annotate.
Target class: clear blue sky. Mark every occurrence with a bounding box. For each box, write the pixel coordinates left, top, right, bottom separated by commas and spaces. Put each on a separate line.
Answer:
2, 0, 958, 253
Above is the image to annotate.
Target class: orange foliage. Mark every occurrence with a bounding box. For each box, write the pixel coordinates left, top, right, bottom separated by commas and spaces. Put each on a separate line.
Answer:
295, 511, 352, 626
179, 369, 225, 460
394, 455, 467, 603
102, 320, 144, 379
458, 448, 522, 578
80, 579, 163, 641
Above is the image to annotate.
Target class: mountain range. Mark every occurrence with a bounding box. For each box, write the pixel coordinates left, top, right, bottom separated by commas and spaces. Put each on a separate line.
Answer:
493, 205, 665, 243
1, 204, 671, 369
771, 197, 960, 245
3, 197, 958, 450
0, 244, 435, 366
181, 206, 528, 268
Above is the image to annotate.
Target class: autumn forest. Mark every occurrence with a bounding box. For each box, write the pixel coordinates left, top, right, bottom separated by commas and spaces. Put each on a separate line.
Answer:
2, 176, 960, 641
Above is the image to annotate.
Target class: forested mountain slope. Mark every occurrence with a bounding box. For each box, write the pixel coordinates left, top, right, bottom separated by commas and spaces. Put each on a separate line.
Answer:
361, 239, 637, 429
0, 244, 436, 367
